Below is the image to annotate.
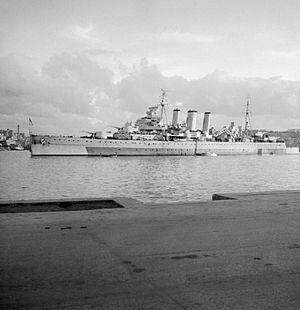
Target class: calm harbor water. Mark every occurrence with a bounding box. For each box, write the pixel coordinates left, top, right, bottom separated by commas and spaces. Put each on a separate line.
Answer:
1, 151, 300, 203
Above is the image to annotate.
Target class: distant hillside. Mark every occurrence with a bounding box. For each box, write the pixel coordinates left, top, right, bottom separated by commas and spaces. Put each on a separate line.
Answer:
270, 131, 300, 148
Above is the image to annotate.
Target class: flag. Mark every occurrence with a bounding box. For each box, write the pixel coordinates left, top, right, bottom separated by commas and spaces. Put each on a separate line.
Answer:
29, 117, 33, 125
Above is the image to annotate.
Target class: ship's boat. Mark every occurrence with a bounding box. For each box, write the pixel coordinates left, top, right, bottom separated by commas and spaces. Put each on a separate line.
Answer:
10, 145, 25, 151
30, 89, 287, 156
197, 151, 218, 157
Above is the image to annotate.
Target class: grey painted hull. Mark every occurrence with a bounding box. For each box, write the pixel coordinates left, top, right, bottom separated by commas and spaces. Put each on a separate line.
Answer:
30, 135, 286, 156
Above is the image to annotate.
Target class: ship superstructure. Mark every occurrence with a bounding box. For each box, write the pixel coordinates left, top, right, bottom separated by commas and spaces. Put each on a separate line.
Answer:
30, 90, 287, 156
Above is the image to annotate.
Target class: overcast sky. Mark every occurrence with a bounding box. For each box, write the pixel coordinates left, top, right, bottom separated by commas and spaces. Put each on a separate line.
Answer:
1, 0, 300, 135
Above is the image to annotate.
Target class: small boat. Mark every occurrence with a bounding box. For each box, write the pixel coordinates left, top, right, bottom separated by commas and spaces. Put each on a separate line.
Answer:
10, 145, 25, 151
197, 151, 217, 157
100, 154, 118, 158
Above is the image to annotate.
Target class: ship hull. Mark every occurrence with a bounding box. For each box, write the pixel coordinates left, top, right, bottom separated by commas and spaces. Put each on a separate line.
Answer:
196, 141, 285, 155
30, 135, 286, 156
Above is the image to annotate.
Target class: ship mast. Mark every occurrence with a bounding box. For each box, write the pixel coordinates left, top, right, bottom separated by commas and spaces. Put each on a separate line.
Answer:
244, 96, 251, 139
159, 88, 168, 126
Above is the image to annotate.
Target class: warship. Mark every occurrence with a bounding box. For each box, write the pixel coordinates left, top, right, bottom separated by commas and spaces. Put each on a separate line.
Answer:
30, 89, 286, 156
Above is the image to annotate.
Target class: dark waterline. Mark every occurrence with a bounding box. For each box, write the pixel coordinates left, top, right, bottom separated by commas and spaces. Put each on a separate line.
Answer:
1, 151, 300, 203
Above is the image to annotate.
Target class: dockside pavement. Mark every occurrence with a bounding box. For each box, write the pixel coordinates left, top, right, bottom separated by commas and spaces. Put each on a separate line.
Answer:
0, 191, 299, 309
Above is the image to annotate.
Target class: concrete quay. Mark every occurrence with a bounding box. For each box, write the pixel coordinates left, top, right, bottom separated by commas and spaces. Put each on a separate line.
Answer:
0, 191, 300, 309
